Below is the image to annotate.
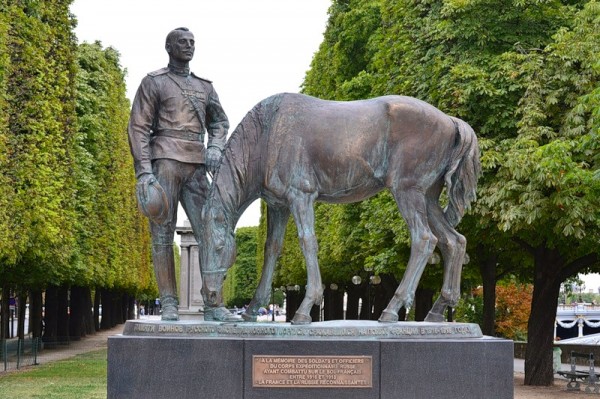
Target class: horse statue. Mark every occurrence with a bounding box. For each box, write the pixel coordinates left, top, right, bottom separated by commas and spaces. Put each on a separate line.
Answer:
199, 92, 480, 324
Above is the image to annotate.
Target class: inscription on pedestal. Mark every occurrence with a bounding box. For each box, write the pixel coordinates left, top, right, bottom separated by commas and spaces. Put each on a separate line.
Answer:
252, 355, 372, 388
125, 320, 483, 340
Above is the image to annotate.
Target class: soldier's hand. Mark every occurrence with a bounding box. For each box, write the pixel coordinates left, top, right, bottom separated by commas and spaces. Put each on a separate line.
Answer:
206, 146, 223, 175
136, 173, 157, 203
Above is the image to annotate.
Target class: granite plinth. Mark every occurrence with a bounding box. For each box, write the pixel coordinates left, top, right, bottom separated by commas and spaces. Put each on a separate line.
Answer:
108, 320, 513, 399
122, 319, 483, 340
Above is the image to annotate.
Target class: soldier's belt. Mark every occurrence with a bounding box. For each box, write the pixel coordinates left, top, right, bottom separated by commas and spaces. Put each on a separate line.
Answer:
155, 129, 204, 142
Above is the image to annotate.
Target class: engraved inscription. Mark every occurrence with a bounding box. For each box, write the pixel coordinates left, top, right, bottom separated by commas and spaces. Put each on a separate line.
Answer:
252, 355, 372, 388
124, 320, 483, 340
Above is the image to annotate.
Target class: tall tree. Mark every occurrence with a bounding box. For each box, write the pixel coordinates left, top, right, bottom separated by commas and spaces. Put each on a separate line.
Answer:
1, 0, 79, 289
223, 226, 259, 307
476, 2, 600, 384
301, 0, 599, 386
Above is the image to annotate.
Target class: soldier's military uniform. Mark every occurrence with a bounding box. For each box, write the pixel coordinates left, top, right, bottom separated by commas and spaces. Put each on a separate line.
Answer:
128, 64, 229, 319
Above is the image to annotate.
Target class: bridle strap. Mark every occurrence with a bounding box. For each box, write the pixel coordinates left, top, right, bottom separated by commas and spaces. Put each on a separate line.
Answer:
202, 269, 228, 275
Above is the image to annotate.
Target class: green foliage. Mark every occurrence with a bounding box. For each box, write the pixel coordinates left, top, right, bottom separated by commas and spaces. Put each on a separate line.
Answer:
73, 41, 152, 293
1, 1, 79, 286
0, 11, 15, 265
224, 226, 259, 307
302, 0, 382, 100
454, 291, 484, 326
0, 4, 153, 297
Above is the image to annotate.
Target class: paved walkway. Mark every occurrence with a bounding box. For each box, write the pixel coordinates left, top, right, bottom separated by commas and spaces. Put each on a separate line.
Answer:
34, 324, 125, 365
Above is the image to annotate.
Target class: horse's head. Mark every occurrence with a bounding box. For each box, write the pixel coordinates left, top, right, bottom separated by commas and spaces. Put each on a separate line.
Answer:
199, 203, 236, 308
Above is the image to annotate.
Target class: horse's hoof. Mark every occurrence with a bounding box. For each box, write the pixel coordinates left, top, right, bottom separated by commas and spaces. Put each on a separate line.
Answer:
241, 312, 257, 322
424, 312, 444, 322
291, 313, 311, 325
378, 310, 399, 323
205, 306, 242, 322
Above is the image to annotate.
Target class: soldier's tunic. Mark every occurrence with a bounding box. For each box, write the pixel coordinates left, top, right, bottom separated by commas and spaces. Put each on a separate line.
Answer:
128, 65, 229, 248
128, 66, 229, 178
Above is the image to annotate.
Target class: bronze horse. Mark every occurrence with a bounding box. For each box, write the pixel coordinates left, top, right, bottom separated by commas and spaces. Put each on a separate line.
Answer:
199, 93, 480, 324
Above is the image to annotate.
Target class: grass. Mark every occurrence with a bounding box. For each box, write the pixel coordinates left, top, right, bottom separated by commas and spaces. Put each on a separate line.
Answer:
0, 349, 107, 399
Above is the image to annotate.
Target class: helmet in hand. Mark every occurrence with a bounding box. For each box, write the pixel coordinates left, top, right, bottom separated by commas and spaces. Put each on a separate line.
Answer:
137, 180, 169, 224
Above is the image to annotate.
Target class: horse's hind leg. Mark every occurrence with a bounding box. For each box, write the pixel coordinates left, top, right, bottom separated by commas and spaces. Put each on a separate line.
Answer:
288, 193, 322, 325
379, 188, 437, 322
242, 205, 290, 322
423, 201, 466, 322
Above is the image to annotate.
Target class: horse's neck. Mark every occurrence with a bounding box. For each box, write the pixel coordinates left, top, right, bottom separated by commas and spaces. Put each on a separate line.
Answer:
213, 136, 261, 224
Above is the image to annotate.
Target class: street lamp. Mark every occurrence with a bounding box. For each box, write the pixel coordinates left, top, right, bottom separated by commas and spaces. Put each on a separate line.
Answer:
352, 265, 382, 320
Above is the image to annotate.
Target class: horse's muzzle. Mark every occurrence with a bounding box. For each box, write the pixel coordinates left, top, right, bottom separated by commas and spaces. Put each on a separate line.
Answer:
206, 290, 218, 306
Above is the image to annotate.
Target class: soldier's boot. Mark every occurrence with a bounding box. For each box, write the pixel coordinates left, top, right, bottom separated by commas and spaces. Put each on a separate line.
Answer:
160, 295, 179, 321
152, 243, 179, 321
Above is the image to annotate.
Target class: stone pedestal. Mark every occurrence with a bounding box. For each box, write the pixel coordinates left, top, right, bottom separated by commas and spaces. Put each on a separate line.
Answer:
108, 320, 513, 399
175, 221, 203, 319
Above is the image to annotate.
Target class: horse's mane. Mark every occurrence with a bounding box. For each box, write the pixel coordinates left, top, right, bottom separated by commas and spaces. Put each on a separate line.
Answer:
206, 94, 284, 225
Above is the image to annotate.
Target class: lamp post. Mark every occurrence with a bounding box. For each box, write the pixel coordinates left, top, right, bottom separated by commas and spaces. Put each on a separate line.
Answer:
351, 275, 362, 318
364, 264, 374, 319
369, 274, 381, 319
352, 266, 382, 320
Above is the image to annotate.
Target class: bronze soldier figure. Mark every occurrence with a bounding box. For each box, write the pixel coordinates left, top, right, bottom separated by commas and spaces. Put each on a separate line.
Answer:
128, 27, 232, 321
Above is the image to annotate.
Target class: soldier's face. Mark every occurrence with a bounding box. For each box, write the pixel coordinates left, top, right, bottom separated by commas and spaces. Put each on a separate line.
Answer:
167, 31, 195, 62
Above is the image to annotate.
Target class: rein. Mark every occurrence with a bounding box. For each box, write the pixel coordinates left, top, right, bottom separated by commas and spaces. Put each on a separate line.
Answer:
202, 268, 228, 275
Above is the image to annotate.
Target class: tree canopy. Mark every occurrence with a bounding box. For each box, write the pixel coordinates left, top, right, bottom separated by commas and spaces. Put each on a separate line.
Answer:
293, 0, 600, 385
0, 1, 154, 297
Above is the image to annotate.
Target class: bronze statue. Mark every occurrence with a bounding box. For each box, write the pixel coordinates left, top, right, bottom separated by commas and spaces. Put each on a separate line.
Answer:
128, 27, 234, 321
199, 93, 480, 324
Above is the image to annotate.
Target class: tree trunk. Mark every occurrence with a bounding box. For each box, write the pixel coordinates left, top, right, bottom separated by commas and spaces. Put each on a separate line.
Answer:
81, 287, 94, 335
43, 286, 58, 348
69, 286, 84, 341
414, 287, 434, 321
345, 283, 360, 320
479, 253, 499, 336
29, 289, 43, 351
29, 290, 43, 339
56, 285, 69, 344
524, 246, 562, 386
0, 285, 9, 341
17, 291, 27, 340
112, 291, 122, 327
100, 288, 111, 330
93, 288, 101, 332
127, 295, 136, 320
372, 274, 398, 320
285, 289, 301, 322
323, 287, 335, 321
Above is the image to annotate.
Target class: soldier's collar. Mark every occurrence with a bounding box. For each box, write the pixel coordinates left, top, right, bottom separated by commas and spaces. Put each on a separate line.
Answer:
167, 63, 190, 77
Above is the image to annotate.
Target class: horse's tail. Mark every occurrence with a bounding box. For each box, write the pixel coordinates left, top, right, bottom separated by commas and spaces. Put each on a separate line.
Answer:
443, 117, 481, 227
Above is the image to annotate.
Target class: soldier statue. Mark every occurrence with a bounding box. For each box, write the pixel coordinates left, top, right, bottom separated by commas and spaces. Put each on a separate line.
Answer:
128, 27, 236, 321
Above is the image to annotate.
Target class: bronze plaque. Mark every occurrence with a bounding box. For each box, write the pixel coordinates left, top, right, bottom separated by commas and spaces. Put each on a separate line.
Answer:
252, 355, 372, 388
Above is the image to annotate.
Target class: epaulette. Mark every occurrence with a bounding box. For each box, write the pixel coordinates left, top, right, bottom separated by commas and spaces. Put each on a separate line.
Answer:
191, 72, 212, 83
147, 67, 170, 77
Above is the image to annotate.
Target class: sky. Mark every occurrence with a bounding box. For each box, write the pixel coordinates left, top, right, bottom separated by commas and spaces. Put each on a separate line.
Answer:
70, 0, 331, 228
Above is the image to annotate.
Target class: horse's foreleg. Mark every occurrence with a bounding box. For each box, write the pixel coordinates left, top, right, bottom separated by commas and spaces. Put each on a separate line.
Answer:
243, 205, 290, 322
424, 203, 466, 322
289, 193, 322, 325
380, 189, 436, 323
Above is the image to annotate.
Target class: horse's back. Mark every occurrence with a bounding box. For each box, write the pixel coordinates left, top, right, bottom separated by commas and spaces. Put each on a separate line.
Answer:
261, 93, 458, 202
